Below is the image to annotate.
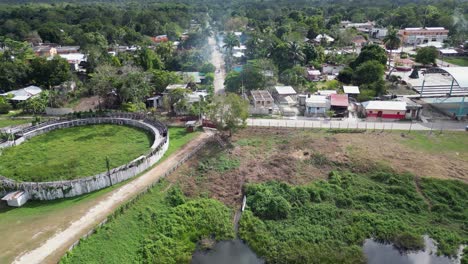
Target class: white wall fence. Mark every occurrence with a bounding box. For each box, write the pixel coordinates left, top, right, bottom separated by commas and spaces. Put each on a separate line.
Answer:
45, 107, 74, 116
0, 116, 169, 200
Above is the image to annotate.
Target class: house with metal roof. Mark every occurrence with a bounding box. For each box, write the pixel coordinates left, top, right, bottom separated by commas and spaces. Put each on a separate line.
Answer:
330, 94, 349, 117
361, 101, 407, 121
305, 95, 330, 116
1, 86, 42, 102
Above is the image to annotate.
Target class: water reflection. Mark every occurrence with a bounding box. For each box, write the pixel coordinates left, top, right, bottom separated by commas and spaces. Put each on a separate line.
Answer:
364, 236, 460, 264
192, 239, 264, 264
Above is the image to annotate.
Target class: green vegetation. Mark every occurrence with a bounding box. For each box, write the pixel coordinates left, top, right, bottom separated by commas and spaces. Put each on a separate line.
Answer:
61, 183, 234, 264
240, 172, 467, 263
400, 131, 468, 160
0, 124, 152, 182
442, 57, 468, 67
0, 118, 31, 128
0, 126, 200, 263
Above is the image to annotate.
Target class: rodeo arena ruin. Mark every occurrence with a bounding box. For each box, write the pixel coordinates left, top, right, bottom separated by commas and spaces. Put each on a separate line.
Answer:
0, 112, 169, 206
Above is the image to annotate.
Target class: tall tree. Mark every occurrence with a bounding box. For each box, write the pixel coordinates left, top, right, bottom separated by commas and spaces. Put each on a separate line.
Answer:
383, 28, 401, 70
223, 32, 240, 56
207, 93, 249, 137
286, 41, 305, 66
415, 46, 438, 65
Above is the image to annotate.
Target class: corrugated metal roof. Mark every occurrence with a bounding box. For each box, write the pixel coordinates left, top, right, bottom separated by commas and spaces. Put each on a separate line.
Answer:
343, 86, 360, 94
362, 101, 407, 111
330, 94, 349, 107
275, 86, 297, 95
439, 67, 468, 88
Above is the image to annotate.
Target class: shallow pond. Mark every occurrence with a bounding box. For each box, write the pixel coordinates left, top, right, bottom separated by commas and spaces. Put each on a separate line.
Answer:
364, 236, 462, 264
191, 239, 264, 264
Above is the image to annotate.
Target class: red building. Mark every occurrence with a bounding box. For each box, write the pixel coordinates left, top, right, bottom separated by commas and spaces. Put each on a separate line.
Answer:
151, 35, 169, 43
361, 101, 407, 121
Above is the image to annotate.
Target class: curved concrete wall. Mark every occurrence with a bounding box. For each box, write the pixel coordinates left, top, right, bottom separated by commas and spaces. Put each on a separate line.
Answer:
0, 117, 169, 200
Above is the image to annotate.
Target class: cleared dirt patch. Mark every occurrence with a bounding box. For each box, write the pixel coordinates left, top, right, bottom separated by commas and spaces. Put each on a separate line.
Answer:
167, 128, 468, 207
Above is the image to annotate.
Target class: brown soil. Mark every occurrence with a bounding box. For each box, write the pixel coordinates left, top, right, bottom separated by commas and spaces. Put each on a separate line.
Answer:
167, 128, 468, 208
73, 96, 100, 112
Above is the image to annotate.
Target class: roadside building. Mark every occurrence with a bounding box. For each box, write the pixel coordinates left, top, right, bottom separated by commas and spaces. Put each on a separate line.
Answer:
330, 94, 349, 117
398, 97, 423, 120
2, 191, 29, 207
361, 101, 407, 121
398, 27, 449, 45
305, 95, 330, 116
439, 49, 461, 57
274, 86, 297, 104
164, 84, 189, 94
177, 72, 204, 84
250, 90, 275, 115
251, 90, 274, 109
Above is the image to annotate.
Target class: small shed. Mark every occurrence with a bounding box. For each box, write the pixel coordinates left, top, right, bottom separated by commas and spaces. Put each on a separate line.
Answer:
185, 120, 197, 132
2, 191, 29, 207
343, 86, 360, 96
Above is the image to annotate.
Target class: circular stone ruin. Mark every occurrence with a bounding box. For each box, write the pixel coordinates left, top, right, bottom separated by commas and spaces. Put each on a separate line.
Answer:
0, 114, 169, 200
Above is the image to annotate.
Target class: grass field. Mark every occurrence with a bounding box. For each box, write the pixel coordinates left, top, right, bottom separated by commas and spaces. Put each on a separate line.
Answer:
0, 127, 200, 263
0, 118, 32, 128
442, 57, 468, 66
0, 124, 152, 182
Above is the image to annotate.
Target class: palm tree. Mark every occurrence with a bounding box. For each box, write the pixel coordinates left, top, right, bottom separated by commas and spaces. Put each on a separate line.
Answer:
383, 28, 401, 71
286, 41, 305, 66
223, 32, 240, 56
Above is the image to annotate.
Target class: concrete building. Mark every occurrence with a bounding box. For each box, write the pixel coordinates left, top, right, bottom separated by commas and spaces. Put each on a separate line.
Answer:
361, 101, 407, 121
330, 94, 349, 117
274, 86, 297, 104
398, 27, 449, 45
305, 95, 330, 116
251, 90, 274, 109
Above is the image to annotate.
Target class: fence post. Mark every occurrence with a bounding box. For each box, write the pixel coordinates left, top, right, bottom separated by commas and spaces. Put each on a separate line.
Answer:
430, 122, 434, 134
409, 121, 413, 133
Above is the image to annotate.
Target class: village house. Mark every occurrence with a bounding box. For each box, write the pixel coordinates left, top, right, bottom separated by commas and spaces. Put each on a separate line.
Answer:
306, 68, 321, 81
351, 35, 368, 48
305, 95, 330, 116
330, 94, 349, 117
341, 21, 375, 33
1, 85, 42, 104
152, 35, 169, 43
398, 27, 449, 45
177, 72, 204, 84
274, 86, 297, 105
314, 34, 334, 44
361, 101, 407, 121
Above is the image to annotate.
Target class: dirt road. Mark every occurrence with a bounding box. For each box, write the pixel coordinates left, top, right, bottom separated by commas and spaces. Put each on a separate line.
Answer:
209, 36, 226, 94
14, 132, 213, 264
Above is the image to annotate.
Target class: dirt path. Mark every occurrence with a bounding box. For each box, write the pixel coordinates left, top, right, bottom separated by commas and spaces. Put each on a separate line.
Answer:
14, 132, 213, 264
209, 36, 226, 95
